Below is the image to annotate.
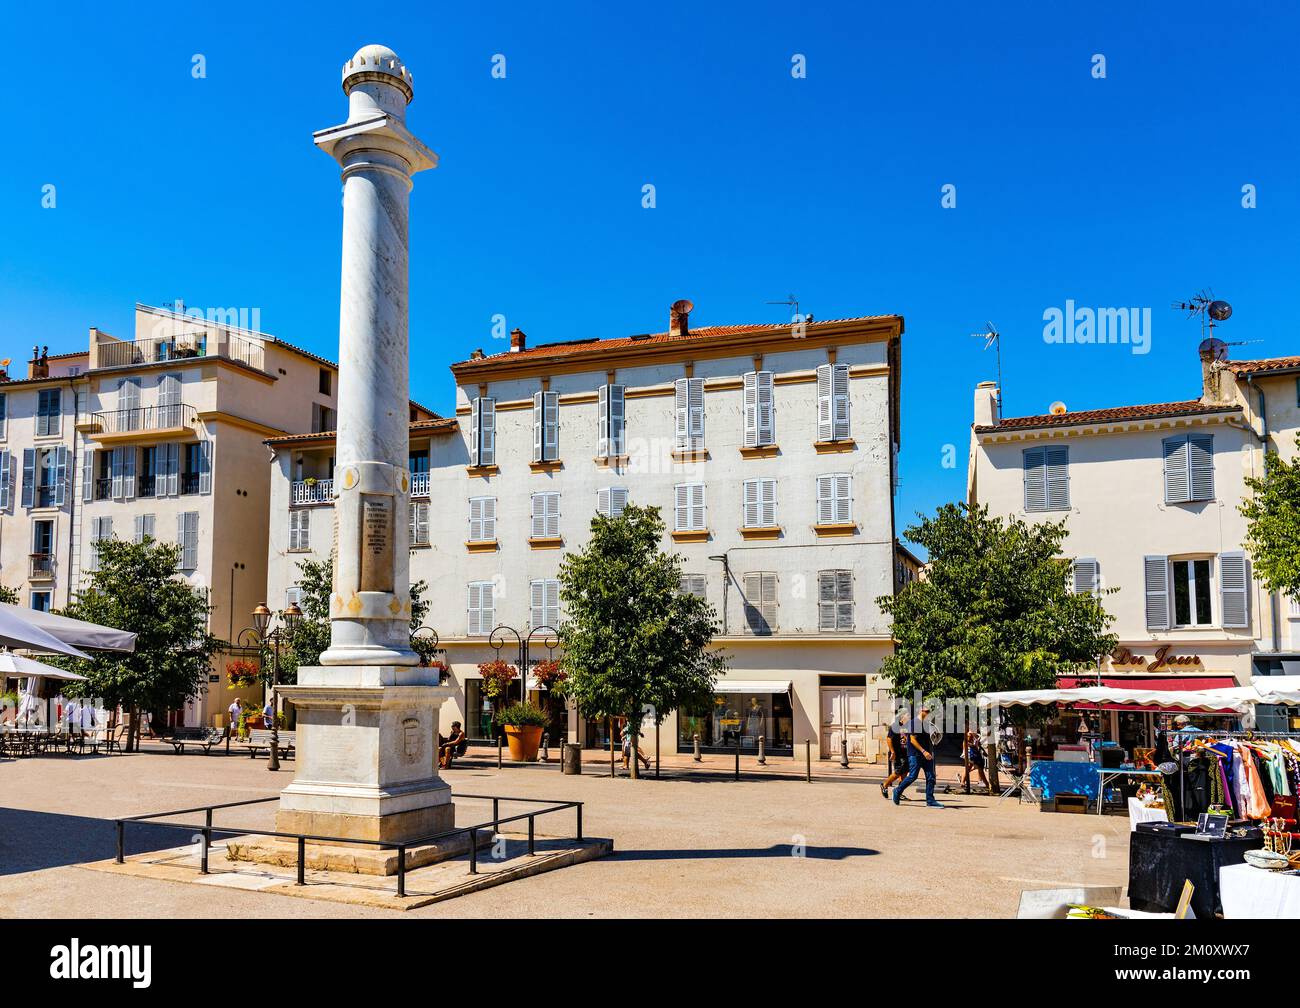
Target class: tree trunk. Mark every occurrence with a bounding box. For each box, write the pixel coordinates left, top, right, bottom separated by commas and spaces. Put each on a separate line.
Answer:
986, 743, 999, 793
126, 701, 139, 754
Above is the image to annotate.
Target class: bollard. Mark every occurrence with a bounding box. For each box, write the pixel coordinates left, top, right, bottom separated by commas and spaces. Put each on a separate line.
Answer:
296, 836, 306, 886
840, 738, 850, 769
757, 735, 766, 766
562, 742, 582, 775
497, 736, 503, 769
693, 733, 702, 762
805, 739, 812, 782
540, 732, 549, 764
734, 736, 741, 780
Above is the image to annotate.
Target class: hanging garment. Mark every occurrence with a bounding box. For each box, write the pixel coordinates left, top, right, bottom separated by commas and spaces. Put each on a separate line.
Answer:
1241, 750, 1273, 819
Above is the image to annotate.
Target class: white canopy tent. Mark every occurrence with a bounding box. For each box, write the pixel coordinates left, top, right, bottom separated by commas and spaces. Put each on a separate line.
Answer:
976, 685, 1256, 717
0, 608, 90, 659
1251, 676, 1300, 705
0, 603, 136, 653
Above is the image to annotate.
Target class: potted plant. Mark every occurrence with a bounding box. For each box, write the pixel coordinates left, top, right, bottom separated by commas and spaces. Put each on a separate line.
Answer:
478, 659, 517, 703
497, 702, 549, 761
226, 659, 260, 689
532, 658, 566, 691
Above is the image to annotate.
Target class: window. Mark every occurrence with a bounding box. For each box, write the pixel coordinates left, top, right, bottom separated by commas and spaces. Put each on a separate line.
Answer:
1023, 446, 1070, 511
0, 391, 7, 439
1163, 433, 1214, 504
533, 390, 559, 462
31, 520, 54, 577
598, 384, 626, 458
469, 496, 497, 541
181, 441, 212, 495
409, 450, 430, 475
105, 446, 136, 501
138, 446, 159, 498
531, 492, 559, 538
133, 514, 155, 544
743, 371, 775, 447
743, 478, 777, 528
818, 570, 854, 631
286, 585, 304, 608
1072, 557, 1100, 596
679, 574, 706, 598
22, 447, 68, 509
117, 377, 141, 430
30, 591, 52, 613
0, 451, 12, 511
817, 364, 850, 441
816, 474, 852, 525
88, 516, 113, 572
674, 483, 706, 531
158, 373, 182, 427
311, 403, 335, 434
597, 487, 628, 518
289, 509, 311, 552
1144, 552, 1250, 630
742, 572, 778, 635
675, 378, 705, 450
177, 512, 199, 571
467, 582, 495, 635
410, 501, 430, 546
319, 368, 332, 396
36, 388, 61, 437
530, 579, 560, 629
470, 397, 496, 466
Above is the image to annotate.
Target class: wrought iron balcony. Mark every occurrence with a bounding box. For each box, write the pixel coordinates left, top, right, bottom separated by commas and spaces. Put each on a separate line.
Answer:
95, 333, 265, 372
411, 471, 430, 497
29, 553, 54, 580
291, 479, 334, 505
90, 404, 197, 435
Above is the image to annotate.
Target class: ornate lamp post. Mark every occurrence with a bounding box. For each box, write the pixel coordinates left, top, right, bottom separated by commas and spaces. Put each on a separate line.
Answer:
238, 601, 302, 771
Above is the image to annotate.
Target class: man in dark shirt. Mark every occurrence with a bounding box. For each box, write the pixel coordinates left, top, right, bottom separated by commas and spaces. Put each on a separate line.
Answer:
881, 709, 910, 798
892, 705, 944, 808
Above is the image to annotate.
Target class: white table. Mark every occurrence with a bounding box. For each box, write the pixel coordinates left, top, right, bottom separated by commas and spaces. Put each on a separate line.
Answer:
1220, 862, 1300, 918
1128, 797, 1169, 832
1096, 767, 1164, 815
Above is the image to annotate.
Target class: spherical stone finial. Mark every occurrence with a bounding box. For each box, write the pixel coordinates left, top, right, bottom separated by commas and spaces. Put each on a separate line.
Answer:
342, 43, 414, 102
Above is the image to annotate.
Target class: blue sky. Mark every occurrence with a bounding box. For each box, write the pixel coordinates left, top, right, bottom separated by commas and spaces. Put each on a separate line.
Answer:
3, 0, 1297, 546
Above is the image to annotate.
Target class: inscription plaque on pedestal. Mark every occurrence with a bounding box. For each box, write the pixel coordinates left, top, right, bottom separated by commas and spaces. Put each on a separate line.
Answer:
359, 494, 395, 593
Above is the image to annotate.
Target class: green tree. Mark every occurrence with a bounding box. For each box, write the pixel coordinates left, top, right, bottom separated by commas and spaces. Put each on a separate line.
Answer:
279, 552, 432, 683
1240, 433, 1300, 605
879, 503, 1117, 703
0, 585, 18, 605
56, 538, 220, 751
557, 504, 726, 778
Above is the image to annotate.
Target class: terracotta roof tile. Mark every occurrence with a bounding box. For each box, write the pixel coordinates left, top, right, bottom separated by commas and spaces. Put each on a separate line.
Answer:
1227, 356, 1300, 376
264, 417, 459, 446
977, 400, 1240, 433
451, 315, 900, 369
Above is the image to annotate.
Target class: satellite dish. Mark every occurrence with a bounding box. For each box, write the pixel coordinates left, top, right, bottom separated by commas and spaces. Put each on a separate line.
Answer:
671, 299, 694, 315
1199, 337, 1229, 362
1049, 401, 1067, 415
1208, 300, 1233, 321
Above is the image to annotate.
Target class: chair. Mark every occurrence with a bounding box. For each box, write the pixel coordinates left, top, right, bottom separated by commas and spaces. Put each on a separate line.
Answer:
997, 756, 1042, 804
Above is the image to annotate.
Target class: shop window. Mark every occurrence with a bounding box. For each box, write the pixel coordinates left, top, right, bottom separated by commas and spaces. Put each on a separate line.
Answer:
678, 691, 793, 754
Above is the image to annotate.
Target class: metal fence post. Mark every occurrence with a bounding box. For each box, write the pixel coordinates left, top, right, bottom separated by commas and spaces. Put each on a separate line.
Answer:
528, 814, 535, 856
757, 735, 766, 766
806, 739, 812, 783
397, 846, 406, 897
734, 736, 741, 780
497, 736, 503, 769
296, 836, 306, 885
200, 827, 210, 874
115, 820, 125, 864
469, 828, 478, 874
576, 803, 583, 841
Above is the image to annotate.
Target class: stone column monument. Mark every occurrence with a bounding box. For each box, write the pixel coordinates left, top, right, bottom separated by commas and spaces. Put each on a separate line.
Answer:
275, 44, 453, 848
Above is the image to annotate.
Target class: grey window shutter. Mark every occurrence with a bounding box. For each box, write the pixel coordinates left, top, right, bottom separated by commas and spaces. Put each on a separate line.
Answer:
832, 364, 850, 440
110, 447, 123, 501
755, 372, 774, 445
122, 446, 135, 501
1023, 448, 1047, 511
674, 484, 689, 530
675, 379, 689, 447
532, 391, 543, 462
608, 384, 625, 455
1072, 557, 1100, 595
1219, 551, 1250, 628
82, 448, 94, 503
198, 440, 213, 494
166, 443, 180, 496
0, 451, 9, 511
479, 398, 495, 465
687, 378, 704, 444
743, 480, 760, 528
597, 488, 610, 516
598, 385, 609, 457
743, 573, 765, 633
469, 497, 483, 541
20, 449, 34, 509
133, 514, 144, 544
818, 571, 836, 630
1144, 555, 1171, 630
470, 398, 480, 466
1163, 436, 1190, 504
817, 365, 833, 441
543, 391, 559, 461
743, 372, 758, 447
1188, 433, 1214, 501
53, 446, 68, 507
836, 569, 854, 630
531, 495, 544, 538
1044, 446, 1069, 509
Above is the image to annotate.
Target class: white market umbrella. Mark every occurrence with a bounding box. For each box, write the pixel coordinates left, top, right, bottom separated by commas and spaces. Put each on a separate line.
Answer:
0, 607, 89, 659
0, 603, 134, 653
0, 652, 88, 682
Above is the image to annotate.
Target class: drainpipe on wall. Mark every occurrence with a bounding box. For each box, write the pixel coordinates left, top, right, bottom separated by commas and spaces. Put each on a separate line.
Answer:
709, 552, 729, 635
1245, 373, 1281, 654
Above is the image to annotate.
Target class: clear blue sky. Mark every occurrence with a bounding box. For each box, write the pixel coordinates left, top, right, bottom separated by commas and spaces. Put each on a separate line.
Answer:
4, 0, 1297, 548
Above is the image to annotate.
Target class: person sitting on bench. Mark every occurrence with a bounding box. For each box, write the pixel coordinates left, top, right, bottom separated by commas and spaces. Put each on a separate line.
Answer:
439, 722, 467, 768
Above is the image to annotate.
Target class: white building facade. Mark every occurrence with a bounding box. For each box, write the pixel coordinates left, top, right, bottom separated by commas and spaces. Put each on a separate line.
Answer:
268, 305, 906, 762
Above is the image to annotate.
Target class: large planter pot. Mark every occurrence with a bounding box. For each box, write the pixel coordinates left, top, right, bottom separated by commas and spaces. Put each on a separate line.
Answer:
504, 724, 543, 762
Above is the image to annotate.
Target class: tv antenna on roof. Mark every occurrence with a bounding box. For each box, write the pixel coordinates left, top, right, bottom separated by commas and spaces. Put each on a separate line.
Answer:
1173, 289, 1233, 340
972, 321, 1003, 407
766, 294, 801, 323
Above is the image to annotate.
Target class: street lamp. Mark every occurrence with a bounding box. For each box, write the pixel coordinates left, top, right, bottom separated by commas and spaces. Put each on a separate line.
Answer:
237, 601, 302, 771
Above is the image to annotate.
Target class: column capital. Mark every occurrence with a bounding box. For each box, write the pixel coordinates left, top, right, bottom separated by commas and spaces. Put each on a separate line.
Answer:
313, 114, 437, 174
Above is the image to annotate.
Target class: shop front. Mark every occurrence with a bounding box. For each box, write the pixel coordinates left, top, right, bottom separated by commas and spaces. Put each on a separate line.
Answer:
676, 680, 794, 755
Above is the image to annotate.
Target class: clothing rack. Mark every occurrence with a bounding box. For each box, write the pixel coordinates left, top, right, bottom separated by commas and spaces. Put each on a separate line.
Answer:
1166, 729, 1300, 823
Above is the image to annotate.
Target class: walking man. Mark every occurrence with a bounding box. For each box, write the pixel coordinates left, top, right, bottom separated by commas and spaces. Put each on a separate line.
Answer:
893, 704, 944, 808
880, 707, 910, 798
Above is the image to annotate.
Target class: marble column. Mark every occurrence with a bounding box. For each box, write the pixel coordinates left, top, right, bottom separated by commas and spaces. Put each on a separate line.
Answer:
275, 45, 451, 850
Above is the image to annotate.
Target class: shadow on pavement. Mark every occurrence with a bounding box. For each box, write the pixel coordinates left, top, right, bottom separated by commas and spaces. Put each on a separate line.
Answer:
610, 843, 878, 861
0, 808, 191, 875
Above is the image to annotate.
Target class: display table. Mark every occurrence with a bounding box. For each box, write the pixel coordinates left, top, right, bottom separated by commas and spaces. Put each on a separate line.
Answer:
1029, 760, 1099, 800
1128, 798, 1169, 832
1129, 823, 1261, 920
1220, 863, 1300, 919
1095, 768, 1163, 815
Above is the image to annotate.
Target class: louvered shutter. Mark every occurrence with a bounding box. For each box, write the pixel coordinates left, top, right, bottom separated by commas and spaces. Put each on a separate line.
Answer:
816, 475, 834, 524
469, 498, 484, 541
743, 372, 758, 446
688, 378, 704, 444
409, 502, 429, 546
470, 398, 480, 466
1188, 433, 1214, 501
832, 364, 850, 440
0, 451, 10, 511
121, 446, 135, 501
598, 385, 609, 457
118, 378, 140, 430
165, 443, 180, 496
543, 391, 559, 461
761, 479, 777, 526
545, 579, 559, 627
1144, 555, 1171, 630
817, 365, 833, 441
468, 584, 482, 635
744, 573, 766, 633
1044, 446, 1069, 509
609, 487, 627, 517
674, 484, 690, 530
1023, 448, 1047, 511
133, 514, 145, 544
1163, 436, 1190, 504
544, 494, 559, 537
81, 448, 93, 503
177, 512, 199, 570
110, 447, 124, 501
818, 571, 837, 630
836, 569, 853, 630
606, 384, 625, 456
52, 446, 68, 507
1072, 557, 1100, 596
198, 440, 212, 495
533, 391, 543, 461
20, 449, 33, 509
690, 484, 705, 530
483, 497, 496, 540
1219, 551, 1250, 628
597, 488, 610, 516
159, 373, 181, 427
679, 575, 706, 598
472, 398, 495, 466
531, 580, 545, 627
743, 480, 760, 528
756, 371, 774, 445
675, 379, 689, 447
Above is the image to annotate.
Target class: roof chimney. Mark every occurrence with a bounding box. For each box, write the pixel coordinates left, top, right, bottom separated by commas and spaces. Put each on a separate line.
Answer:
509, 328, 527, 353
974, 381, 1001, 427
669, 299, 693, 338
469, 348, 485, 361
1199, 337, 1233, 405
28, 345, 49, 380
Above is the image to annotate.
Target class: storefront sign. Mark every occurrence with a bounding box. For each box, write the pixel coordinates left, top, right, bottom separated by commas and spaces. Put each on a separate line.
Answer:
1111, 645, 1202, 672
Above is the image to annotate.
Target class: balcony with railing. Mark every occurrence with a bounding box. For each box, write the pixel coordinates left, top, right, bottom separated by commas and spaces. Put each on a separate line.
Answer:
411, 471, 430, 497
291, 479, 334, 505
94, 332, 266, 372
87, 404, 198, 441
29, 554, 54, 580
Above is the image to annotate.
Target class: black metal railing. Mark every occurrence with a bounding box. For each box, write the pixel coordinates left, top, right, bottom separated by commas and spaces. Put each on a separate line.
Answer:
91, 404, 196, 434
113, 792, 584, 898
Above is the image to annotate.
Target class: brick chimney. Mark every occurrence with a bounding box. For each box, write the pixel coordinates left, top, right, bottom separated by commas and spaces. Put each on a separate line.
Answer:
27, 345, 49, 380
669, 299, 693, 338
509, 328, 526, 352
469, 348, 485, 361
973, 381, 1001, 427
1199, 340, 1233, 405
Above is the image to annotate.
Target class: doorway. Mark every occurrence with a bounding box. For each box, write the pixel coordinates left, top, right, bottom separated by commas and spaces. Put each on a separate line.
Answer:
820, 680, 867, 760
